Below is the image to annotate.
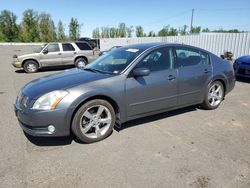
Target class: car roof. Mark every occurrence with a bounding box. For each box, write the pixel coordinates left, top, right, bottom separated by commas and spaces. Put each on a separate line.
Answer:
120, 42, 165, 51
120, 43, 183, 50
120, 42, 211, 54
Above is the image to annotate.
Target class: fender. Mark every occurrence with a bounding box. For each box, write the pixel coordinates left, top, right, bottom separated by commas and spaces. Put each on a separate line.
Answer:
21, 57, 41, 68
64, 88, 127, 130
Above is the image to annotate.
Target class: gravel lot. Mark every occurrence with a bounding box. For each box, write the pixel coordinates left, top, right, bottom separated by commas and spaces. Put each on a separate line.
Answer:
0, 45, 250, 188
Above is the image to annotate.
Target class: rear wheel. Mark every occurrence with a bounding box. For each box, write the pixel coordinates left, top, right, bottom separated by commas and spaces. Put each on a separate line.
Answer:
75, 58, 87, 69
202, 81, 224, 110
72, 99, 115, 143
23, 60, 39, 73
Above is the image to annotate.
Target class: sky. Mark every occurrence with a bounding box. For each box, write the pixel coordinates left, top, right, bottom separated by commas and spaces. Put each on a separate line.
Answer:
0, 0, 250, 37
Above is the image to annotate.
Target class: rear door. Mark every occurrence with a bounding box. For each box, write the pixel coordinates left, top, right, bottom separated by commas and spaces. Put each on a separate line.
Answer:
125, 47, 178, 117
40, 43, 62, 67
61, 43, 76, 65
75, 42, 96, 63
175, 47, 212, 105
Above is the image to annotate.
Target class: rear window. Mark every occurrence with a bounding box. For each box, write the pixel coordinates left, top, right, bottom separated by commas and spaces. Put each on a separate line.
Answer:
75, 42, 92, 50
176, 47, 210, 67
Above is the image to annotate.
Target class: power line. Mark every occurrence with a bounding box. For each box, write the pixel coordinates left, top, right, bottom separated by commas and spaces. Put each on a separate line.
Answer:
197, 8, 250, 11
143, 9, 191, 26
208, 24, 250, 28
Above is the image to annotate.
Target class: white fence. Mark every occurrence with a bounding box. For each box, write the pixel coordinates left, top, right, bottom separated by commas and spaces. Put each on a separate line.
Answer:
100, 33, 250, 58
1, 33, 249, 58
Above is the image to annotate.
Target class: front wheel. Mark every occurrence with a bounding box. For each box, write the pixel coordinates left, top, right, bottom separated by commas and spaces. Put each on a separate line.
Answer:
23, 60, 39, 73
72, 99, 116, 143
202, 81, 224, 110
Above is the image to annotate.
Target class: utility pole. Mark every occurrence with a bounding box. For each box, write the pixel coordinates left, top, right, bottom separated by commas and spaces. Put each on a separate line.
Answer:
190, 9, 194, 34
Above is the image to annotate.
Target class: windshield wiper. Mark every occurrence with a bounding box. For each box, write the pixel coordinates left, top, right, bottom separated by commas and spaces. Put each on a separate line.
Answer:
83, 68, 102, 73
84, 68, 115, 75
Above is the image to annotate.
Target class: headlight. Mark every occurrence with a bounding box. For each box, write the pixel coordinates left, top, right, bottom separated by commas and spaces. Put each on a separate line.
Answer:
32, 90, 69, 110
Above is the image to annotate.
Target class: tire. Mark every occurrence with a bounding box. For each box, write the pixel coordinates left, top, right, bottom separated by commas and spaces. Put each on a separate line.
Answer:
23, 60, 39, 73
202, 81, 224, 110
75, 58, 87, 69
72, 99, 116, 143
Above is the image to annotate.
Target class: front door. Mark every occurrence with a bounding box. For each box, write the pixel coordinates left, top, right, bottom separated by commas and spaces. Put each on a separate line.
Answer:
40, 43, 62, 67
125, 47, 178, 118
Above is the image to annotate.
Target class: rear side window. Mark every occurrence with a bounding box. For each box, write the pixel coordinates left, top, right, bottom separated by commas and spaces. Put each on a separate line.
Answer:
176, 47, 210, 67
75, 42, 92, 50
135, 47, 174, 72
62, 43, 75, 51
47, 44, 59, 52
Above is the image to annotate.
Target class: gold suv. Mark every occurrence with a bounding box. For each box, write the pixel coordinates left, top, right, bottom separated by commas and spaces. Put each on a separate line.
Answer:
12, 42, 99, 73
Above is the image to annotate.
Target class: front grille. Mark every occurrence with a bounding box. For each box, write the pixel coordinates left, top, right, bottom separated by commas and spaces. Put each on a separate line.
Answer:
237, 68, 250, 75
242, 62, 250, 66
238, 69, 245, 74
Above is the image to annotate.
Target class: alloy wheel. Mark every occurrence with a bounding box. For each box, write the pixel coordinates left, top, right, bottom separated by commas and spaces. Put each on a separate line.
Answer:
80, 105, 112, 139
208, 83, 223, 106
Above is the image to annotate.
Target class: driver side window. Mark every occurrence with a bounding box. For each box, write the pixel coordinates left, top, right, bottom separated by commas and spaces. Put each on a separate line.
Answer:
46, 44, 59, 53
135, 47, 174, 72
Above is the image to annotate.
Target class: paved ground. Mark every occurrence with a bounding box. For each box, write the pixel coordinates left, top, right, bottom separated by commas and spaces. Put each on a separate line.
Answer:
0, 45, 249, 188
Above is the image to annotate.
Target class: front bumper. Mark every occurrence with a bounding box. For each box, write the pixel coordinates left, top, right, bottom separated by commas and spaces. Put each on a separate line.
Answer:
234, 62, 250, 78
14, 104, 72, 137
12, 60, 22, 68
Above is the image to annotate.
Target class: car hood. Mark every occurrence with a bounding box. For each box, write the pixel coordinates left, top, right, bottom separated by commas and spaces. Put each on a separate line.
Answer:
22, 68, 113, 99
18, 53, 40, 59
236, 55, 250, 64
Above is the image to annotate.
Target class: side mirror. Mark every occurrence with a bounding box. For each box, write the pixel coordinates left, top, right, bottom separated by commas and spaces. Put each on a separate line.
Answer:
132, 67, 150, 77
42, 48, 48, 54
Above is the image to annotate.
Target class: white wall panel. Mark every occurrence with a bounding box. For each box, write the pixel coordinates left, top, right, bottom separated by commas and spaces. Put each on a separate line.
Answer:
100, 33, 250, 58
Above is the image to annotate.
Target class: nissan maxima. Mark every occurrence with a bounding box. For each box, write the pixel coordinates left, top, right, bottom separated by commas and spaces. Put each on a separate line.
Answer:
14, 43, 235, 143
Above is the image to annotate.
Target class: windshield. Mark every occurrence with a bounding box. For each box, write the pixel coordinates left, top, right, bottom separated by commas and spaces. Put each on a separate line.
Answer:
85, 48, 143, 74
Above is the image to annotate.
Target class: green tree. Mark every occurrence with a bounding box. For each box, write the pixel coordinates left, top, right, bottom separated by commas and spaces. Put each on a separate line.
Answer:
191, 26, 201, 34
38, 13, 56, 42
118, 22, 126, 37
100, 26, 110, 38
20, 9, 39, 42
0, 10, 19, 42
69, 17, 81, 41
135, 26, 144, 37
92, 27, 100, 38
158, 25, 170, 36
126, 26, 133, 38
57, 20, 66, 41
227, 29, 240, 33
169, 27, 178, 36
202, 28, 210, 33
109, 27, 117, 38
179, 25, 188, 35
148, 31, 156, 37
48, 20, 57, 41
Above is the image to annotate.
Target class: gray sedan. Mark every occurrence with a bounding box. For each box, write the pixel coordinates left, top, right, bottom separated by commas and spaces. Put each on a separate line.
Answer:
14, 43, 235, 143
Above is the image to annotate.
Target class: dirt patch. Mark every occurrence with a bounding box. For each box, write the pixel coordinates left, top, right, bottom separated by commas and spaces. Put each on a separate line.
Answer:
190, 176, 211, 188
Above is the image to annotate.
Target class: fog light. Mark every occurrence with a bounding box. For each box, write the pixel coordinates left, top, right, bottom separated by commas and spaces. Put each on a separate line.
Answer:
48, 125, 55, 133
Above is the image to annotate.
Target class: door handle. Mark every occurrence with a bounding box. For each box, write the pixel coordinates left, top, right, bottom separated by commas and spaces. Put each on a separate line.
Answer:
168, 75, 176, 81
74, 52, 77, 54
58, 53, 61, 55
204, 69, 210, 74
